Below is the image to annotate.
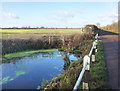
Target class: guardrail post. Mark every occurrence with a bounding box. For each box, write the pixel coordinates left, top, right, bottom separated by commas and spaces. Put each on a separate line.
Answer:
83, 55, 90, 70
83, 55, 90, 89
92, 40, 98, 62
92, 42, 95, 62
92, 50, 95, 62
95, 40, 98, 52
95, 33, 98, 39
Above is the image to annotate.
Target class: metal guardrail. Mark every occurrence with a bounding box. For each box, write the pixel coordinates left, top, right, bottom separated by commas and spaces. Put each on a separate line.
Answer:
88, 41, 96, 57
73, 62, 88, 90
73, 34, 98, 91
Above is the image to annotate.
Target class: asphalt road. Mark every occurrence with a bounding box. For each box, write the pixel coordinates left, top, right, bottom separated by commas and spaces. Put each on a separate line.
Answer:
99, 30, 119, 89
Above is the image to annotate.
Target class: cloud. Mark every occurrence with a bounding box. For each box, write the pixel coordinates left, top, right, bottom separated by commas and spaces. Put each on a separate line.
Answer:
51, 11, 75, 23
107, 13, 117, 19
98, 12, 118, 19
3, 12, 19, 19
57, 11, 74, 18
0, 7, 2, 11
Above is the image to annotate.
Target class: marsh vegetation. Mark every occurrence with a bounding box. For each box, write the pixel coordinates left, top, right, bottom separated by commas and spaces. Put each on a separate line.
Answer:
1, 28, 109, 90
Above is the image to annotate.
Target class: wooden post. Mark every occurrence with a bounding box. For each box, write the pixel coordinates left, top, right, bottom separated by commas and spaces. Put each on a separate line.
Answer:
62, 36, 65, 46
83, 55, 90, 90
52, 36, 53, 46
49, 36, 50, 45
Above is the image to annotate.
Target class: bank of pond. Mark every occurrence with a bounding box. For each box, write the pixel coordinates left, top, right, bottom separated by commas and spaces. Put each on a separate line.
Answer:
1, 49, 82, 89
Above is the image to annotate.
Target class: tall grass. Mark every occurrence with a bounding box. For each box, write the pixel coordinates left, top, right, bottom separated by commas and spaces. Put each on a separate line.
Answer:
41, 33, 94, 90
2, 36, 62, 55
62, 33, 93, 50
2, 33, 93, 56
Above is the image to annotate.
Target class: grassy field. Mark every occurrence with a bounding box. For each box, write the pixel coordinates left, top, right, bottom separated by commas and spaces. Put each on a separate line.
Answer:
2, 28, 83, 55
2, 29, 80, 33
2, 29, 80, 39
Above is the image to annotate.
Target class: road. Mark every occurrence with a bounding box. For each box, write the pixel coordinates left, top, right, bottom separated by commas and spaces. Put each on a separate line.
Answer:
99, 30, 119, 89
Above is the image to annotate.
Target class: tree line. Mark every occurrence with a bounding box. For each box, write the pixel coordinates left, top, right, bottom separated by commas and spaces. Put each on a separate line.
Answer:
101, 21, 119, 33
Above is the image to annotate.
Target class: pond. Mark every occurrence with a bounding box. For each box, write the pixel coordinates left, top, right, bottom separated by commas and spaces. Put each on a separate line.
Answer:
1, 50, 80, 89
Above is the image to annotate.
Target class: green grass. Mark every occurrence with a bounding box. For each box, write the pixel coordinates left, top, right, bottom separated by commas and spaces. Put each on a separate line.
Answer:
2, 29, 80, 34
90, 41, 110, 89
2, 49, 57, 61
41, 38, 93, 90
41, 59, 83, 90
41, 80, 49, 88
2, 29, 80, 39
102, 29, 119, 35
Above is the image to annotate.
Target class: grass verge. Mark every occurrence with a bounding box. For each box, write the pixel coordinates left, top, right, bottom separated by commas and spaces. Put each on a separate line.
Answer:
42, 41, 110, 90
42, 60, 83, 90
90, 41, 110, 89
41, 39, 93, 90
2, 49, 57, 61
102, 30, 119, 35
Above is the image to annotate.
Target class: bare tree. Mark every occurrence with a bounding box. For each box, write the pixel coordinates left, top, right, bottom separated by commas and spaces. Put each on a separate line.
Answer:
40, 26, 45, 29
96, 23, 100, 28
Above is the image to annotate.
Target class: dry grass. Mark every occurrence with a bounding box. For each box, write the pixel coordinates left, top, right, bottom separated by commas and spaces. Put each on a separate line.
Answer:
41, 33, 94, 90
2, 37, 62, 55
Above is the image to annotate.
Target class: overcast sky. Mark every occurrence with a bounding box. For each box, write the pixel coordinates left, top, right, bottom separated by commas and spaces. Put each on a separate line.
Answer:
1, 2, 118, 28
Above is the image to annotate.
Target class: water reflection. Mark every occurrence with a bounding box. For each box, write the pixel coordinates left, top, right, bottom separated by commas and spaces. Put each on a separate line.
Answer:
2, 50, 79, 89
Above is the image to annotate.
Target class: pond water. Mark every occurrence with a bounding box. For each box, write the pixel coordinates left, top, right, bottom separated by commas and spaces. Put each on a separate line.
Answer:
1, 50, 79, 89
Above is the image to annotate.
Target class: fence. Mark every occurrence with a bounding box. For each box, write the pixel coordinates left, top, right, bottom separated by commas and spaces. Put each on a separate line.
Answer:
73, 34, 98, 91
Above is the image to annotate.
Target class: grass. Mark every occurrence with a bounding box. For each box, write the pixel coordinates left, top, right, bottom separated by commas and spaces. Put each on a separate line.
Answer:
102, 29, 119, 35
2, 32, 92, 55
2, 49, 57, 61
2, 29, 81, 55
41, 37, 93, 90
41, 59, 83, 90
2, 29, 80, 33
90, 41, 110, 89
42, 40, 110, 90
2, 29, 80, 39
41, 80, 49, 88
